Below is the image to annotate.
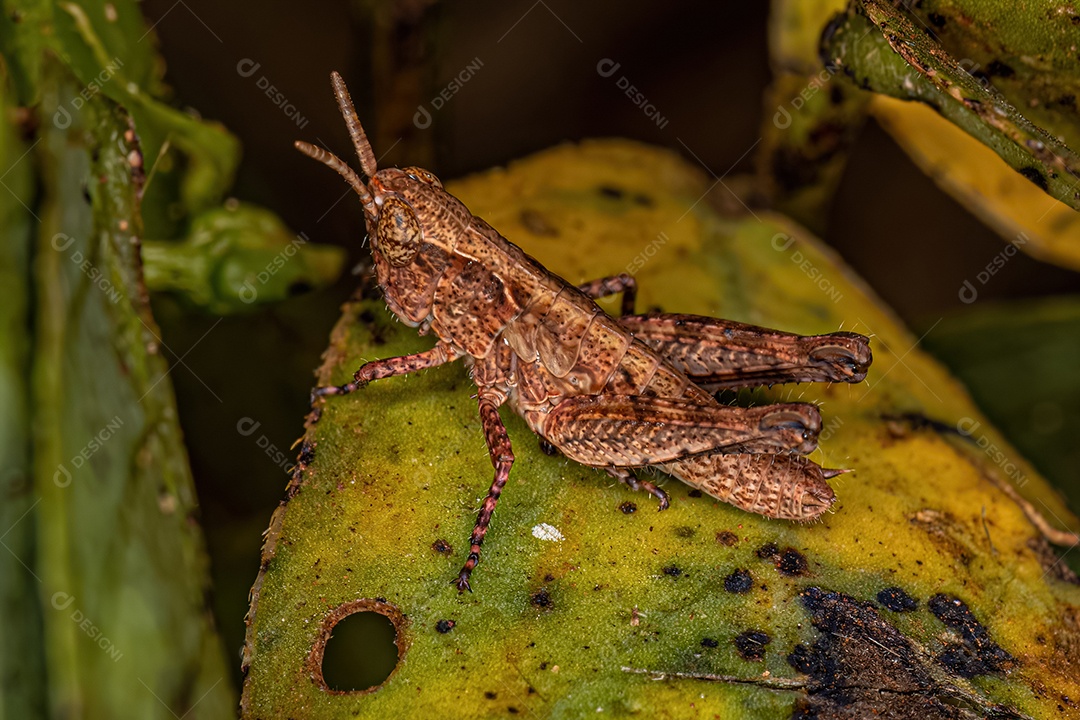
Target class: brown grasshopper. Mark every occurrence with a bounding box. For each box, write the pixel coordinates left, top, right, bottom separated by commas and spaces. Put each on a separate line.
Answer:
298, 73, 872, 592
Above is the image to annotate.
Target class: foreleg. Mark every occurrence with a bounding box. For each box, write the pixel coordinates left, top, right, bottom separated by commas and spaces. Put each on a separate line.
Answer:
312, 341, 459, 400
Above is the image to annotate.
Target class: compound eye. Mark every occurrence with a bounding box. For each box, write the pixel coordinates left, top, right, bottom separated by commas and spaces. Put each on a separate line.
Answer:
374, 196, 421, 267
403, 166, 443, 188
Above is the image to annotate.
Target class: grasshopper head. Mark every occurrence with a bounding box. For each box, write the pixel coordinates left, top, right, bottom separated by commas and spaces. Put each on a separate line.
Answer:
296, 72, 469, 326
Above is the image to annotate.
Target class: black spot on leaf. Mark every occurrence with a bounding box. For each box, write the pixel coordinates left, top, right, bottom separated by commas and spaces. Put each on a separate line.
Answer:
777, 548, 808, 576
877, 587, 918, 612
431, 539, 453, 555
723, 569, 753, 594
756, 542, 779, 560
531, 589, 553, 609
927, 594, 1013, 677
1018, 166, 1049, 191
986, 60, 1015, 78
733, 630, 770, 661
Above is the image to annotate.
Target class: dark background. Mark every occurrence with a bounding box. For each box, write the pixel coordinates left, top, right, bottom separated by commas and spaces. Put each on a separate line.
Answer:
137, 0, 1080, 690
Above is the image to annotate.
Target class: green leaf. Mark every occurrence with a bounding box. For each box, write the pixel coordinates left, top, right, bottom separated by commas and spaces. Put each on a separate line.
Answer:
760, 0, 870, 232
824, 0, 1080, 211
921, 296, 1080, 530
0, 36, 47, 719
869, 96, 1080, 272
28, 56, 234, 719
141, 202, 346, 314
897, 0, 1080, 156
242, 140, 1080, 718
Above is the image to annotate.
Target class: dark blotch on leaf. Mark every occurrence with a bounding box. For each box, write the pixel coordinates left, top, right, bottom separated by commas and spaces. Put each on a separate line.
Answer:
619, 501, 637, 514
531, 589, 553, 609
881, 411, 963, 436
791, 588, 922, 705
598, 185, 625, 200
777, 548, 808, 576
662, 565, 682, 578
484, 691, 496, 699
431, 539, 453, 555
288, 281, 314, 297
716, 531, 738, 546
687, 489, 703, 498
674, 525, 695, 538
298, 443, 316, 466
724, 568, 753, 594
877, 586, 918, 612
359, 309, 377, 324
936, 644, 997, 678
701, 637, 719, 648
734, 630, 770, 661
519, 209, 559, 237
1019, 166, 1049, 191
756, 542, 779, 560
435, 619, 455, 634
986, 60, 1015, 78
927, 594, 1013, 676
786, 644, 820, 676
771, 146, 823, 194
785, 587, 1013, 716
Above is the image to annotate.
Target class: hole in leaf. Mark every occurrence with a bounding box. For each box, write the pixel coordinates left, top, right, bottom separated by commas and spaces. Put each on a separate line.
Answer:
308, 599, 408, 695
322, 612, 397, 691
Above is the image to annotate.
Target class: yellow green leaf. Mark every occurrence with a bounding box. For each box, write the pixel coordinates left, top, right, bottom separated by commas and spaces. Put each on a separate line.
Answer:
243, 140, 1080, 719
872, 95, 1080, 273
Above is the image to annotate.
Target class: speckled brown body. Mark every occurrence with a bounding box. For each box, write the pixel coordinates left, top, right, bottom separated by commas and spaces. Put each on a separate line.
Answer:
300, 72, 873, 591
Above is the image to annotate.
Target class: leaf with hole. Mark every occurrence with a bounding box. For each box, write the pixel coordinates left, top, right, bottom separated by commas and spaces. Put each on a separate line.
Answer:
242, 140, 1080, 719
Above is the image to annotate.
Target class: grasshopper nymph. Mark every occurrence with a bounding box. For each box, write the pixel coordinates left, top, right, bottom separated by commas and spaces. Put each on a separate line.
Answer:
298, 72, 872, 591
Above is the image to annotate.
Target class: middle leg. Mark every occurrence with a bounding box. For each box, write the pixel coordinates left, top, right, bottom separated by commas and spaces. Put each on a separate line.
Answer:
606, 466, 670, 510
455, 388, 515, 592
577, 273, 637, 317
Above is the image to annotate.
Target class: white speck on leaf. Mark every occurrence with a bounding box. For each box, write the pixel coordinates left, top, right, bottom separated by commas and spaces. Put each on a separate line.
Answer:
532, 523, 564, 542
